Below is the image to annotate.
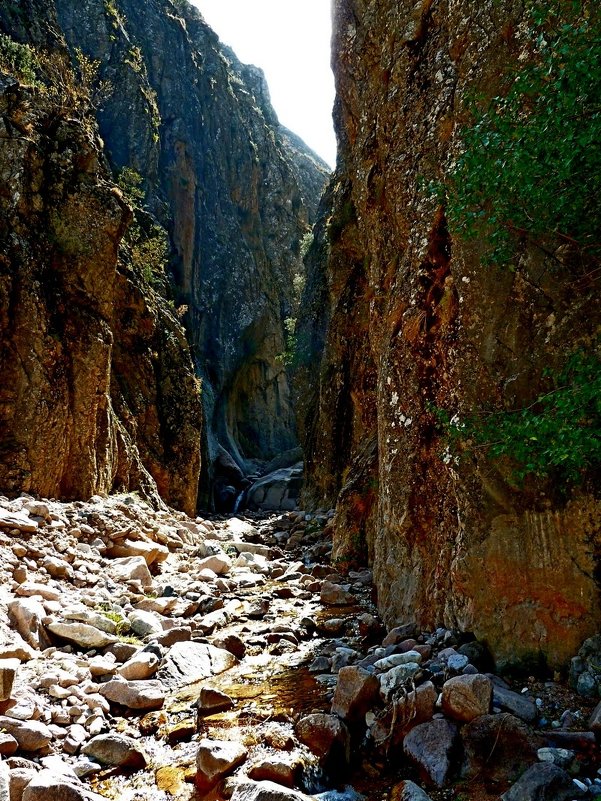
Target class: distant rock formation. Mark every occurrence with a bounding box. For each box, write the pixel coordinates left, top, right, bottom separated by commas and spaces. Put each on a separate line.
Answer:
53, 0, 329, 507
0, 0, 329, 511
298, 0, 601, 668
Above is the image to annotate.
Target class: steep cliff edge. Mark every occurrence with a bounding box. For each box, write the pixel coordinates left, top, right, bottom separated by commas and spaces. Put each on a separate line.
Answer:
0, 6, 202, 514
299, 0, 601, 668
52, 0, 329, 507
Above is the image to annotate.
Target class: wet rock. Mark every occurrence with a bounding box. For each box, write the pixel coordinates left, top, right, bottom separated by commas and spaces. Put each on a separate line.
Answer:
492, 684, 538, 724
320, 582, 355, 606
441, 674, 492, 722
0, 718, 52, 751
213, 634, 246, 659
403, 719, 459, 788
157, 642, 237, 688
331, 666, 380, 724
195, 739, 248, 791
46, 622, 118, 649
296, 713, 350, 769
97, 678, 165, 710
390, 781, 433, 801
0, 659, 19, 701
247, 756, 301, 788
81, 734, 147, 769
461, 714, 541, 783
501, 762, 586, 800
196, 688, 235, 716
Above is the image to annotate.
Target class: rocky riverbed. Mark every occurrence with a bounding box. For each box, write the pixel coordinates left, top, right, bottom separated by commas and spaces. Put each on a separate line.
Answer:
0, 493, 600, 801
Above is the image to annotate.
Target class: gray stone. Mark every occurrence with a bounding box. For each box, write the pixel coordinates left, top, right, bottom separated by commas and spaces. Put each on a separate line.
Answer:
128, 610, 163, 638
403, 719, 459, 788
492, 685, 538, 724
447, 654, 469, 671
157, 642, 237, 688
81, 734, 147, 769
8, 598, 49, 650
97, 678, 165, 710
501, 762, 586, 800
379, 663, 422, 701
536, 748, 574, 769
374, 651, 422, 671
46, 622, 118, 649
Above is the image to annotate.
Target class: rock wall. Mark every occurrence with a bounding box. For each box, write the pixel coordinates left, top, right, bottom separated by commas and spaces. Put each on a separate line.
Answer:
299, 0, 601, 668
0, 8, 202, 514
52, 0, 329, 506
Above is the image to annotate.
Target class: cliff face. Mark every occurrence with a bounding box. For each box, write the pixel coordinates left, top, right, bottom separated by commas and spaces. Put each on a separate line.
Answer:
300, 0, 601, 668
53, 0, 329, 506
0, 4, 202, 514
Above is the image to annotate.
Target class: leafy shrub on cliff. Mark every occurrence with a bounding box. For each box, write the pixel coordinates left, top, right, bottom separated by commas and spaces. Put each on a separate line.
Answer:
0, 33, 40, 86
446, 1, 601, 269
440, 349, 601, 488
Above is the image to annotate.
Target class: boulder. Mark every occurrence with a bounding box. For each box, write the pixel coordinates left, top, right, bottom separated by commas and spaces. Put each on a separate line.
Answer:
106, 538, 168, 565
370, 682, 437, 748
21, 769, 107, 801
501, 762, 586, 800
7, 598, 49, 650
390, 781, 433, 801
117, 651, 160, 680
157, 642, 237, 688
296, 713, 350, 769
331, 666, 380, 723
81, 734, 147, 769
441, 674, 492, 722
0, 717, 52, 751
246, 466, 303, 512
97, 678, 165, 710
403, 719, 459, 788
46, 622, 118, 649
247, 756, 301, 788
320, 582, 355, 606
106, 557, 153, 588
379, 663, 422, 701
461, 713, 541, 783
230, 780, 314, 801
196, 739, 247, 791
196, 688, 235, 716
492, 684, 538, 724
128, 610, 163, 638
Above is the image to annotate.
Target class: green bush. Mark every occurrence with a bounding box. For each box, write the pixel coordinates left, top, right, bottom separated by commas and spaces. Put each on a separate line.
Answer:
440, 349, 601, 487
445, 1, 601, 268
0, 32, 41, 86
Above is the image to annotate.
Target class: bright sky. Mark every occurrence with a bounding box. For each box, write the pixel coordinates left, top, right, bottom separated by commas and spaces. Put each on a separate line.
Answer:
191, 0, 336, 168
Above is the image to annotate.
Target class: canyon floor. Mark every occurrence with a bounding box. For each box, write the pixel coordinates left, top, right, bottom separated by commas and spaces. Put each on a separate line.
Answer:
0, 493, 599, 801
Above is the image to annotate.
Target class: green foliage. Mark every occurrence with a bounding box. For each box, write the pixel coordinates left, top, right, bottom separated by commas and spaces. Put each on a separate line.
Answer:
276, 316, 297, 366
440, 349, 601, 487
117, 167, 145, 203
104, 0, 127, 29
444, 1, 601, 267
0, 33, 41, 86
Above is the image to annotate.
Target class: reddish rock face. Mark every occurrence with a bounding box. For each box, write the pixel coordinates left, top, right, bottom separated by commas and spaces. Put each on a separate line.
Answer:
298, 0, 601, 668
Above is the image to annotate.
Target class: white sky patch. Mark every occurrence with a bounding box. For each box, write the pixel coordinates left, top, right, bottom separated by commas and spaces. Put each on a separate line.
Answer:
191, 0, 337, 168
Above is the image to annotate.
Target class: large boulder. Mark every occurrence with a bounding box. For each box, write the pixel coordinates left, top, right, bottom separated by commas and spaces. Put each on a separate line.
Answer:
195, 739, 247, 791
246, 466, 303, 512
403, 719, 459, 788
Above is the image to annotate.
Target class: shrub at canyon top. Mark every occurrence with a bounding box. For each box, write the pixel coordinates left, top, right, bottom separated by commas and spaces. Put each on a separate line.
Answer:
446, 0, 601, 268
442, 0, 601, 489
